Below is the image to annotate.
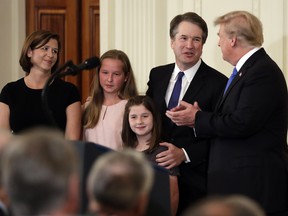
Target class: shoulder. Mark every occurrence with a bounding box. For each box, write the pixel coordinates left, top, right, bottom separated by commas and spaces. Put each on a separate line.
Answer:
0, 78, 28, 105
145, 146, 164, 163
148, 64, 175, 83
1, 78, 25, 94
51, 79, 80, 101
199, 60, 227, 82
247, 48, 279, 70
151, 145, 168, 155
200, 61, 226, 77
150, 63, 175, 74
52, 79, 80, 94
114, 100, 128, 109
2, 78, 24, 88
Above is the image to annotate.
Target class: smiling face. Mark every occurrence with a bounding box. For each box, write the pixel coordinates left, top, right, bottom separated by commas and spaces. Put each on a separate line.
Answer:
99, 58, 127, 95
171, 21, 204, 71
128, 104, 153, 140
27, 39, 58, 73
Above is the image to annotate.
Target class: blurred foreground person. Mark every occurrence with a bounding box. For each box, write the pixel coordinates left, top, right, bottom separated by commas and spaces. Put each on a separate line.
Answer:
87, 149, 154, 216
1, 128, 80, 216
0, 129, 13, 216
182, 195, 265, 216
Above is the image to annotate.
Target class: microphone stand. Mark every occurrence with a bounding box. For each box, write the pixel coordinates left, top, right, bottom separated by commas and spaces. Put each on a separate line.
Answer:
41, 60, 78, 128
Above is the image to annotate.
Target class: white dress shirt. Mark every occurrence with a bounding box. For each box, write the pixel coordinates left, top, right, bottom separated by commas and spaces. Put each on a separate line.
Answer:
165, 59, 202, 162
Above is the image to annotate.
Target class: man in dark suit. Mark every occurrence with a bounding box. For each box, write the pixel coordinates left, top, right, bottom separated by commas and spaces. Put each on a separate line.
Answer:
146, 12, 227, 215
166, 11, 288, 216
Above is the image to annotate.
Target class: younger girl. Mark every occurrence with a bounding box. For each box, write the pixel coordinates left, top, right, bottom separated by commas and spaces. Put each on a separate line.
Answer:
122, 95, 179, 216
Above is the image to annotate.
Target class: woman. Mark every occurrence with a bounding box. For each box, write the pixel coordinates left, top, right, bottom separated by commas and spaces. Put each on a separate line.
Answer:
0, 30, 81, 140
82, 49, 138, 150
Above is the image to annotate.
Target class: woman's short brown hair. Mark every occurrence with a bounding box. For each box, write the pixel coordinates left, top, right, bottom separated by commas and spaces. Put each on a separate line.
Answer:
19, 30, 61, 73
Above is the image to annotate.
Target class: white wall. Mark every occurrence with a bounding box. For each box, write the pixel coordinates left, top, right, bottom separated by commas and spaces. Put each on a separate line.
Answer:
0, 0, 12, 90
0, 0, 25, 90
100, 0, 288, 94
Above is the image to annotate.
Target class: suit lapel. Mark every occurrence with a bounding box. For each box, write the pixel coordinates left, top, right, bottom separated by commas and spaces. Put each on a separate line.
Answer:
158, 64, 174, 112
216, 48, 266, 110
216, 68, 247, 109
157, 64, 177, 131
182, 61, 206, 102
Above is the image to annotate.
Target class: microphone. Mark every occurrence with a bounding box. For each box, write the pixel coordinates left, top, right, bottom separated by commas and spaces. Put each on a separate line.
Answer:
42, 56, 100, 127
67, 56, 100, 75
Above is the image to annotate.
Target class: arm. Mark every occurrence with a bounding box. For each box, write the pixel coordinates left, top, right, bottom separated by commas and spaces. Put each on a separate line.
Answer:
0, 102, 11, 131
169, 175, 179, 216
156, 142, 186, 169
65, 101, 82, 140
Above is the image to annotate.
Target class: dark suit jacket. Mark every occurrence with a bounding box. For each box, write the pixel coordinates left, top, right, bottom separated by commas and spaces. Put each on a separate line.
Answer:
195, 48, 288, 214
146, 60, 227, 213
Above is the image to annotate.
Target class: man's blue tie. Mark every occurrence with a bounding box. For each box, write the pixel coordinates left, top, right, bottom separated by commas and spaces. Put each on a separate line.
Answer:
168, 71, 184, 109
224, 67, 238, 94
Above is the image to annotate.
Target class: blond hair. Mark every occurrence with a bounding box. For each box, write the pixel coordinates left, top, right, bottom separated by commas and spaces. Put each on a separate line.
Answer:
214, 11, 263, 47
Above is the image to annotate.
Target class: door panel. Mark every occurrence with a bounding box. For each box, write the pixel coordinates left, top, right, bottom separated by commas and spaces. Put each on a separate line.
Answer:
81, 0, 100, 102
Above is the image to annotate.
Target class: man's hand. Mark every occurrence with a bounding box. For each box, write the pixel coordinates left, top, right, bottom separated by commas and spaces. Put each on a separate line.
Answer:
166, 101, 201, 127
155, 142, 186, 169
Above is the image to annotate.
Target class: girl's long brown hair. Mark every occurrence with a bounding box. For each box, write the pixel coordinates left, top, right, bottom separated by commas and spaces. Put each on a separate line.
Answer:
83, 49, 138, 128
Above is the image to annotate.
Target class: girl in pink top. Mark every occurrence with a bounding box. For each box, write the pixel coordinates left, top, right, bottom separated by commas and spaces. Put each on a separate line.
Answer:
82, 49, 138, 150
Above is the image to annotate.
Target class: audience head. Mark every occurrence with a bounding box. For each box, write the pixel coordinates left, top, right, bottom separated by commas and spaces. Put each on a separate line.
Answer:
182, 195, 265, 216
1, 127, 79, 216
122, 95, 161, 151
19, 30, 61, 73
87, 149, 154, 216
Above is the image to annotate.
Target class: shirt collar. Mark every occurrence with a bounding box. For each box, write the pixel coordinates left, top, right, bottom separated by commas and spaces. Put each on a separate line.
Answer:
236, 47, 261, 71
173, 58, 201, 82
